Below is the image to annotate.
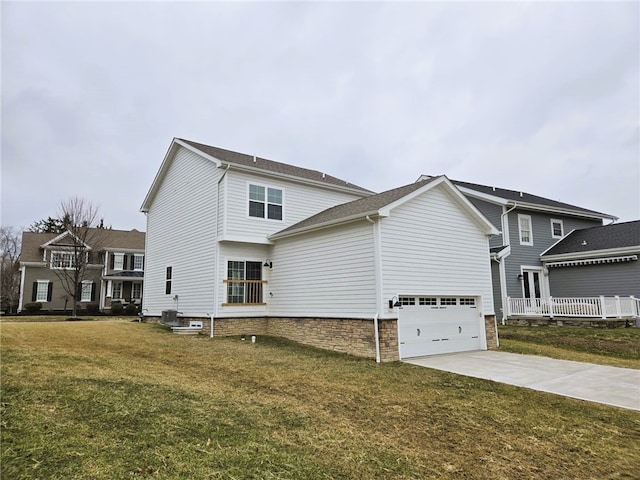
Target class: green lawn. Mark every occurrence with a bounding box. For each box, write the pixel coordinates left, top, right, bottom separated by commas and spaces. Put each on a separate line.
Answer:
1, 320, 639, 479
498, 325, 640, 369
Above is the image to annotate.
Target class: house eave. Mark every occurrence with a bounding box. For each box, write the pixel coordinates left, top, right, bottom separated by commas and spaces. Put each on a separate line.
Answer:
269, 212, 381, 240
541, 246, 640, 262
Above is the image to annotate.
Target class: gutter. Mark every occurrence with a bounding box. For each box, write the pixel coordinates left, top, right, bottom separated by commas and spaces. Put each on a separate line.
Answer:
365, 215, 382, 363
212, 164, 231, 325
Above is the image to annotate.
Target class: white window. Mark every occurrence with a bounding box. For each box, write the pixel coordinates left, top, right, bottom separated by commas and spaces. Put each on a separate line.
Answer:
419, 297, 437, 306
551, 219, 564, 238
248, 184, 283, 220
399, 297, 416, 306
112, 282, 122, 300
225, 261, 264, 304
133, 254, 144, 270
36, 280, 49, 302
132, 283, 142, 299
440, 298, 457, 306
51, 251, 76, 269
518, 214, 533, 245
81, 281, 93, 302
113, 253, 124, 270
459, 298, 476, 306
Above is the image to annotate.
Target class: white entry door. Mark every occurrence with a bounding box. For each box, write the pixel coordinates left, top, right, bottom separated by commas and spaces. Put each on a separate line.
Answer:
397, 296, 483, 359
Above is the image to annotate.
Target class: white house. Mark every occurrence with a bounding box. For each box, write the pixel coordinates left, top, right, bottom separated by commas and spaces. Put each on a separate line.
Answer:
140, 138, 499, 362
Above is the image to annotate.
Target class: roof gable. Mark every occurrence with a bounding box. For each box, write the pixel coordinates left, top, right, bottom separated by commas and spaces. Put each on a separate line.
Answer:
270, 176, 499, 239
20, 229, 146, 263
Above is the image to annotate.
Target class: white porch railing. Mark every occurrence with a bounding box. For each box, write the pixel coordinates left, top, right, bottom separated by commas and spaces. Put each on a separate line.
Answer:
507, 296, 640, 319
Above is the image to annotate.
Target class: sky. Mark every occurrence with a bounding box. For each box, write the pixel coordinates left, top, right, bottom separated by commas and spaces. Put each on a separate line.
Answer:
2, 1, 639, 232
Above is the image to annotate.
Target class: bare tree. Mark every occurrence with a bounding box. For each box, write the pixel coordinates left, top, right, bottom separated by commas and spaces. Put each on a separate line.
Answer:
0, 227, 21, 314
51, 197, 106, 317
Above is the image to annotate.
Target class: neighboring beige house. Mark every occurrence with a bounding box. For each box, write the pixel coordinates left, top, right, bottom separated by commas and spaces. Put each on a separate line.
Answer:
18, 228, 145, 313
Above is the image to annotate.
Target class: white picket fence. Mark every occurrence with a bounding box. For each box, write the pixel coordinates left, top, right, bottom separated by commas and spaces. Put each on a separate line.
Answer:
507, 296, 640, 319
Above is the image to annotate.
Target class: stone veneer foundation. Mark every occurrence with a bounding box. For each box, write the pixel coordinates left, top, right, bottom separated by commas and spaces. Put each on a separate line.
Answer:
149, 314, 499, 362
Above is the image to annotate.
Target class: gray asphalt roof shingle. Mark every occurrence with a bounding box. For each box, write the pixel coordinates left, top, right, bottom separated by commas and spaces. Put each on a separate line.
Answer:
451, 179, 613, 218
179, 139, 374, 194
542, 220, 640, 256
272, 176, 440, 237
20, 229, 145, 263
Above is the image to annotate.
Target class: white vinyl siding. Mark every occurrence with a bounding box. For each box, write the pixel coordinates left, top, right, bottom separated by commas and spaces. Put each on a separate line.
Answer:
380, 184, 494, 316
143, 145, 222, 316
518, 214, 533, 245
224, 170, 366, 241
268, 222, 376, 318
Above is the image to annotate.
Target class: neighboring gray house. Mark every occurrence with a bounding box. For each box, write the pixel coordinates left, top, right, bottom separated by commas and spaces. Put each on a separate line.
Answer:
541, 220, 639, 297
18, 228, 145, 313
418, 176, 618, 320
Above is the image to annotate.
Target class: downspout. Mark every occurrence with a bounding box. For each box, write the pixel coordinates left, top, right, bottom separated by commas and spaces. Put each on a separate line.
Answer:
498, 203, 517, 324
212, 164, 231, 337
366, 215, 382, 363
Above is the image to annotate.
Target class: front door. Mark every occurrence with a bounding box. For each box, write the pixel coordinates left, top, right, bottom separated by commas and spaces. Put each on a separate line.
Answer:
521, 268, 547, 314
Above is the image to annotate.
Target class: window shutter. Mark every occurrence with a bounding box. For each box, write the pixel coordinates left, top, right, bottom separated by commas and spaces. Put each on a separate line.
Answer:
76, 283, 82, 300
123, 255, 128, 270
47, 282, 53, 302
91, 282, 96, 301
32, 282, 37, 301
130, 255, 135, 270
110, 253, 115, 270
142, 256, 144, 270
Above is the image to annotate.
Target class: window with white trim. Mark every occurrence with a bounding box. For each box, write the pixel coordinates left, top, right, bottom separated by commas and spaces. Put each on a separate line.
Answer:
518, 214, 533, 245
133, 254, 144, 270
81, 281, 93, 302
132, 283, 142, 300
249, 184, 283, 220
551, 219, 564, 239
419, 297, 437, 306
459, 298, 476, 306
225, 261, 264, 304
36, 280, 49, 302
165, 266, 172, 295
112, 281, 122, 300
51, 251, 76, 269
113, 253, 125, 270
440, 298, 457, 306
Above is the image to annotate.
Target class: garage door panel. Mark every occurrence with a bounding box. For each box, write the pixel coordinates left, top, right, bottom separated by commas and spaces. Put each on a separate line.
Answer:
398, 296, 482, 359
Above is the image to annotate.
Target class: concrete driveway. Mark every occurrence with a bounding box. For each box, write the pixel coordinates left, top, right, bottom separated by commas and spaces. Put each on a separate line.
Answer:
404, 351, 640, 411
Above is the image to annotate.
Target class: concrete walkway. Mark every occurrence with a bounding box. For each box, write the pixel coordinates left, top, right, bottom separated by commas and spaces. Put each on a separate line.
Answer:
404, 351, 640, 411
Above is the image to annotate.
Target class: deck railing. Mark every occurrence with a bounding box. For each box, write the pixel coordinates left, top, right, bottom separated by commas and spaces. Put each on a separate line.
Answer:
507, 296, 640, 319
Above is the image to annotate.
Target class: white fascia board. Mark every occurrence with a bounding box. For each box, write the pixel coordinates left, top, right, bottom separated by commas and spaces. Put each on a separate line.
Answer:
220, 162, 373, 198
541, 246, 640, 262
140, 138, 223, 212
269, 212, 380, 240
41, 230, 92, 250
218, 235, 274, 245
458, 186, 616, 221
20, 261, 46, 267
103, 248, 145, 254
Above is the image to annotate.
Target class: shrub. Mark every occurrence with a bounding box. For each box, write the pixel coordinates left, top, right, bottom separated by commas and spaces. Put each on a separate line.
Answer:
124, 303, 138, 316
86, 303, 100, 314
24, 302, 43, 312
110, 301, 123, 315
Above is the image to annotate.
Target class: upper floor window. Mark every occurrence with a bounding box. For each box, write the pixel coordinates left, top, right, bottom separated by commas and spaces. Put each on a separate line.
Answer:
249, 184, 283, 220
550, 219, 564, 239
518, 214, 533, 246
113, 253, 125, 270
133, 254, 144, 270
51, 251, 76, 269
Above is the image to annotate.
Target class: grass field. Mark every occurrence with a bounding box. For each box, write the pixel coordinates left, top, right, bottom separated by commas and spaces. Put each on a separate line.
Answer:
2, 320, 639, 479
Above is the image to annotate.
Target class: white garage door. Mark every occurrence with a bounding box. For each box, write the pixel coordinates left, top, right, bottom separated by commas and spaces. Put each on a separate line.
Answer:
397, 296, 482, 359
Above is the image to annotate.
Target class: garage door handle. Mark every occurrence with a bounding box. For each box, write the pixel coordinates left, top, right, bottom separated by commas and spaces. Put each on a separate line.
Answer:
458, 326, 462, 334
